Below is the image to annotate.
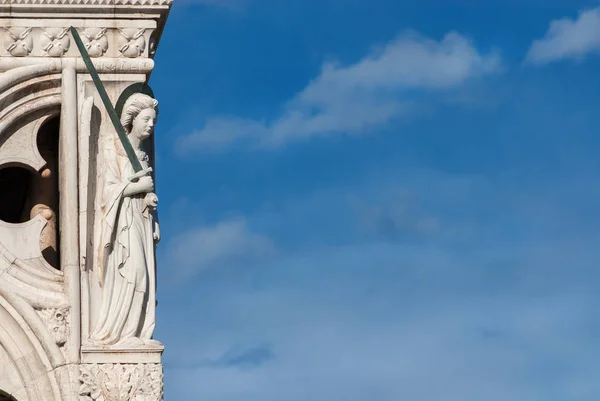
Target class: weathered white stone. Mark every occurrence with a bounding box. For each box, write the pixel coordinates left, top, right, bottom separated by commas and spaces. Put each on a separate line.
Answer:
0, 0, 170, 399
0, 345, 21, 396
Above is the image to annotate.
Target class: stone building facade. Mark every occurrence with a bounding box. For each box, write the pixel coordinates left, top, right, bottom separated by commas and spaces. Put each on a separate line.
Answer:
0, 1, 171, 399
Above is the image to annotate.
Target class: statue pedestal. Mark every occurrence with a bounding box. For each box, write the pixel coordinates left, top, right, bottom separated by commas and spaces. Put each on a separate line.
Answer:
79, 346, 164, 399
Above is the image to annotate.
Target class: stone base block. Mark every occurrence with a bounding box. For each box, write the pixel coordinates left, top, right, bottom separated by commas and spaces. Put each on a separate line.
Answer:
79, 362, 163, 401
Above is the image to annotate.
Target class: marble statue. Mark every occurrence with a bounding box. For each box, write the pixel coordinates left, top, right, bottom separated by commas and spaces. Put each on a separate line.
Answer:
90, 93, 160, 347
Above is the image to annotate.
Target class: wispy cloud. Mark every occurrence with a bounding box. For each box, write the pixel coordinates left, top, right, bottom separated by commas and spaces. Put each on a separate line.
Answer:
165, 218, 276, 280
217, 343, 275, 369
175, 31, 500, 153
159, 166, 600, 400
162, 239, 600, 401
173, 343, 276, 370
526, 6, 600, 65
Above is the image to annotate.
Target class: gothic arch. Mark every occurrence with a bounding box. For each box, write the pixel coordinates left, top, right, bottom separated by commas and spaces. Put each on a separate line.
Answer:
0, 66, 74, 401
0, 68, 61, 171
0, 290, 66, 401
0, 68, 65, 306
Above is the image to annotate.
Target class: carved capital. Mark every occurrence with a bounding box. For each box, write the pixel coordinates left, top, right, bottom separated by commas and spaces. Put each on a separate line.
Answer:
79, 363, 164, 401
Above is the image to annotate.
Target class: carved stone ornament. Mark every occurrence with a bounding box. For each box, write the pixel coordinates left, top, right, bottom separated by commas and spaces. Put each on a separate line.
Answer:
117, 28, 146, 58
79, 363, 164, 401
3, 27, 33, 56
81, 28, 109, 57
36, 307, 70, 347
40, 27, 71, 57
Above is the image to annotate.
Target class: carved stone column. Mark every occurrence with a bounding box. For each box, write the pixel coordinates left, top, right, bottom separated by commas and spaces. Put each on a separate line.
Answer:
0, 1, 171, 400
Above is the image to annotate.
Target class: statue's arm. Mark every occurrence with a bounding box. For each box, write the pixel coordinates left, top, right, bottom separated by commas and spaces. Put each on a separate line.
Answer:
123, 176, 154, 196
101, 146, 153, 197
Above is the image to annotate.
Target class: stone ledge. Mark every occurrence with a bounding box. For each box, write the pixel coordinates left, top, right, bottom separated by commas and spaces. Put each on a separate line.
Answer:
81, 344, 164, 364
0, 57, 155, 73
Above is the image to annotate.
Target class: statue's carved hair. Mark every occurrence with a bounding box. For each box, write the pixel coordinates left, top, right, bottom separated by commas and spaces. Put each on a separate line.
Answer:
120, 93, 159, 133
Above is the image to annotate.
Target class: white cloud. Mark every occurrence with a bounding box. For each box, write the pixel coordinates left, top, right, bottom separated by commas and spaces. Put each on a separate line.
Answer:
526, 7, 600, 65
165, 218, 275, 280
176, 31, 500, 152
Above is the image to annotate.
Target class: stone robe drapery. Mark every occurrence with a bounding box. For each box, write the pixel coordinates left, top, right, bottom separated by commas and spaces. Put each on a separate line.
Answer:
90, 139, 156, 345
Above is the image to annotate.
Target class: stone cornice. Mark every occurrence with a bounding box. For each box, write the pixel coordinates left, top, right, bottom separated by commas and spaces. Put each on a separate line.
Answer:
0, 0, 171, 6
0, 0, 172, 27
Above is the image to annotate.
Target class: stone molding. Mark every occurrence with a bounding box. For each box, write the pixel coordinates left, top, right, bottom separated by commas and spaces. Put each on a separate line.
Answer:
81, 346, 164, 364
0, 57, 155, 73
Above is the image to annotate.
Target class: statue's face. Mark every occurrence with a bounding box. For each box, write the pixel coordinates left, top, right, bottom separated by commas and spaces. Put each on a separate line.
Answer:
131, 108, 157, 140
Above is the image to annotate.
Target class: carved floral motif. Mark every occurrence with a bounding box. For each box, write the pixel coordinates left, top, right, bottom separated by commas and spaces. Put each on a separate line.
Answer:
3, 27, 33, 56
40, 27, 70, 57
79, 363, 163, 401
117, 28, 146, 58
81, 28, 109, 57
36, 307, 69, 347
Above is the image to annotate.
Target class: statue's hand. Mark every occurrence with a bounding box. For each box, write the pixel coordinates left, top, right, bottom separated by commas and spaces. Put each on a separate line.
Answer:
153, 221, 161, 243
137, 176, 155, 193
145, 192, 158, 210
123, 175, 154, 197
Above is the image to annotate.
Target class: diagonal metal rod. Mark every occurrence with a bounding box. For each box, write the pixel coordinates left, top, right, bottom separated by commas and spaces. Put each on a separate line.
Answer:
69, 26, 143, 173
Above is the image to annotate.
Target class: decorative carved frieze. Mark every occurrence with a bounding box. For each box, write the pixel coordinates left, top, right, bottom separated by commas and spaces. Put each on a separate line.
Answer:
117, 28, 146, 58
3, 27, 33, 56
81, 28, 109, 57
0, 27, 156, 58
79, 363, 164, 401
40, 27, 71, 57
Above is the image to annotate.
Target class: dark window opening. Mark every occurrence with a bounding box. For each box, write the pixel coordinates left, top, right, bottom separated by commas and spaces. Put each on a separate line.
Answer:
30, 116, 60, 268
0, 116, 60, 269
0, 390, 16, 401
0, 166, 32, 223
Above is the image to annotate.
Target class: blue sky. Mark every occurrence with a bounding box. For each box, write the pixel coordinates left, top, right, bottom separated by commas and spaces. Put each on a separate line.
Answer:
149, 1, 600, 399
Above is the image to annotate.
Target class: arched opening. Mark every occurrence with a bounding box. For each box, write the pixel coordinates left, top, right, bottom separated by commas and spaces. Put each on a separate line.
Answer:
0, 116, 60, 269
29, 116, 60, 268
0, 294, 65, 401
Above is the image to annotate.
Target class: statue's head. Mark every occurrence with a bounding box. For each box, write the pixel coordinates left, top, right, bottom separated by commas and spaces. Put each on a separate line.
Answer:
120, 93, 159, 140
